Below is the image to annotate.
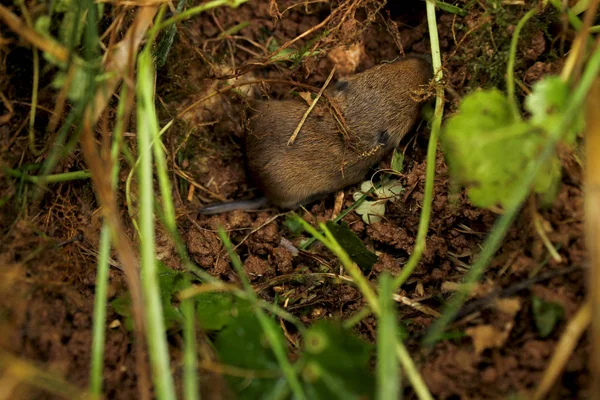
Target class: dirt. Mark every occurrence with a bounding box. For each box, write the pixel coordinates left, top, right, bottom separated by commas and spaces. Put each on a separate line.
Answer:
0, 1, 588, 399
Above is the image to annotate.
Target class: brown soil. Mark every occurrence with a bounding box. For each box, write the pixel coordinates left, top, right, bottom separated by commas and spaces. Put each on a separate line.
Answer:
0, 1, 587, 399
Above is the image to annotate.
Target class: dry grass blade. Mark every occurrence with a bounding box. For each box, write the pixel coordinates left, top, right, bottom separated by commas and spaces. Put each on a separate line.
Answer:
0, 5, 69, 64
586, 76, 600, 399
533, 300, 591, 400
2, 3, 162, 398
0, 351, 94, 400
80, 5, 160, 399
287, 66, 336, 145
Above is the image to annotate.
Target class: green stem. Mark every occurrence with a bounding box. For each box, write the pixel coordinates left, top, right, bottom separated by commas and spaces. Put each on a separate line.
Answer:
90, 225, 110, 395
395, 343, 433, 400
137, 48, 176, 400
158, 0, 248, 30
296, 215, 433, 399
3, 168, 91, 184
424, 40, 600, 346
392, 0, 444, 290
507, 8, 537, 119
89, 84, 128, 395
218, 227, 307, 400
182, 280, 200, 400
376, 273, 400, 400
300, 186, 375, 250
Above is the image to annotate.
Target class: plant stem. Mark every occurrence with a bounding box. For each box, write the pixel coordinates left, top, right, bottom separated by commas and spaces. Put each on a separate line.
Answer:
218, 228, 307, 400
137, 48, 176, 400
182, 282, 200, 400
507, 8, 537, 119
296, 215, 433, 399
392, 0, 445, 290
90, 84, 128, 395
90, 225, 110, 395
158, 0, 248, 30
424, 41, 600, 346
377, 273, 400, 400
3, 168, 91, 184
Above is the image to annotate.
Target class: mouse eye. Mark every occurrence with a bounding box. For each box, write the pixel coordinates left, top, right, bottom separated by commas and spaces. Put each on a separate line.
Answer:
334, 80, 349, 91
377, 130, 389, 145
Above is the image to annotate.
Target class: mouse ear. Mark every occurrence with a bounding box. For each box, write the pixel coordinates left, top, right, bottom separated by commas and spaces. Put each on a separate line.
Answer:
334, 80, 349, 92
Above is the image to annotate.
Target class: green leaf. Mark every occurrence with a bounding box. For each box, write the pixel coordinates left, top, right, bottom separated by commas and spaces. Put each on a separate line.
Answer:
111, 262, 189, 331
284, 213, 305, 235
156, 263, 188, 329
525, 76, 584, 144
434, 1, 467, 16
59, 10, 85, 47
34, 15, 51, 37
301, 321, 375, 399
441, 89, 559, 208
196, 291, 252, 331
532, 295, 563, 338
391, 149, 404, 173
214, 313, 285, 399
110, 294, 134, 331
325, 221, 377, 272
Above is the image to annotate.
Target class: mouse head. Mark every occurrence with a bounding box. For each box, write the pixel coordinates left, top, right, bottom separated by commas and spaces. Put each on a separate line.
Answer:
330, 56, 433, 151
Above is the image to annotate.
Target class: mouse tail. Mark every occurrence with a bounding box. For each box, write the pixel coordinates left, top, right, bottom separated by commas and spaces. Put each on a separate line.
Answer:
199, 197, 269, 215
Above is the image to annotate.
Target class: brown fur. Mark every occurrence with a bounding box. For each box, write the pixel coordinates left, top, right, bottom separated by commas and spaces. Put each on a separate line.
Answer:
246, 57, 432, 208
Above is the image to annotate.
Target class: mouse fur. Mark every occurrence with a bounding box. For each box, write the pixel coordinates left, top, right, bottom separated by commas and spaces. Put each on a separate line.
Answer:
200, 56, 432, 214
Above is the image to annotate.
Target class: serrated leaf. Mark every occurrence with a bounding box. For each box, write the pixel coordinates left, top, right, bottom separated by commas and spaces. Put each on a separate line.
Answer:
196, 291, 252, 331
391, 149, 404, 173
525, 76, 583, 144
214, 313, 285, 398
532, 295, 563, 338
525, 76, 568, 124
301, 321, 374, 399
325, 221, 377, 272
441, 89, 560, 208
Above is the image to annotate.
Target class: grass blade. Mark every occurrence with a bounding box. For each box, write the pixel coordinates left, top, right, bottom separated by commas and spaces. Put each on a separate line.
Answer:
90, 225, 110, 395
218, 227, 307, 400
376, 273, 400, 400
182, 284, 200, 400
137, 48, 176, 400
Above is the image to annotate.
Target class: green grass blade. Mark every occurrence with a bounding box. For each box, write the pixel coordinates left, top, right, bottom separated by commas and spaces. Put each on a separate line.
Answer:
295, 215, 433, 399
182, 282, 200, 400
376, 273, 400, 400
137, 48, 176, 400
218, 227, 307, 400
158, 0, 249, 30
90, 224, 110, 395
90, 80, 129, 395
155, 0, 186, 68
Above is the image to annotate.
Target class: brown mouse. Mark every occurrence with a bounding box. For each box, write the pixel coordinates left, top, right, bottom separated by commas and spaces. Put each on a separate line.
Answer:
200, 56, 432, 215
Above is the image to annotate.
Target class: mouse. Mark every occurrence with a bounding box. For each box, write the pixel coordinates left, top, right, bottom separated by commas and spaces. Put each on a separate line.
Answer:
199, 56, 432, 215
